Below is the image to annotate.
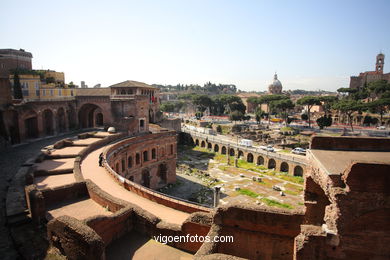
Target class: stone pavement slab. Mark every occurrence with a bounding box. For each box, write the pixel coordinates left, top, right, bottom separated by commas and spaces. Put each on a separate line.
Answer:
34, 173, 75, 189
46, 197, 112, 221
35, 158, 75, 172
72, 137, 102, 146
105, 231, 193, 260
50, 146, 85, 156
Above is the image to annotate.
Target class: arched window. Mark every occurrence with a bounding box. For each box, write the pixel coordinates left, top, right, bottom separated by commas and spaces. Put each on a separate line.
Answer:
152, 148, 156, 159
143, 150, 148, 162
136, 153, 140, 165
128, 156, 132, 168
121, 159, 125, 172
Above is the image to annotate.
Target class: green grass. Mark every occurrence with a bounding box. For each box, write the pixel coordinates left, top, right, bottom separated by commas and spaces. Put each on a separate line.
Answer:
262, 198, 293, 209
275, 172, 304, 184
297, 202, 304, 206
237, 188, 294, 209
280, 126, 294, 131
284, 190, 299, 196
238, 188, 260, 198
217, 124, 231, 135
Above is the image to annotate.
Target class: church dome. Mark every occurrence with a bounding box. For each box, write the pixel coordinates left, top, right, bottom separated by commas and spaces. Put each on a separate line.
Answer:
272, 73, 282, 88
268, 73, 283, 94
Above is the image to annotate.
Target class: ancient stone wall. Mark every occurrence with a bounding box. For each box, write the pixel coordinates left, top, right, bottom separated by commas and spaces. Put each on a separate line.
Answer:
105, 132, 178, 189
310, 136, 390, 151
197, 204, 304, 260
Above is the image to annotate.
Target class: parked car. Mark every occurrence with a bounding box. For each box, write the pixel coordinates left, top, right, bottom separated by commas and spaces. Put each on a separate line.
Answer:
292, 147, 306, 155
260, 145, 267, 150
266, 145, 275, 152
377, 126, 386, 130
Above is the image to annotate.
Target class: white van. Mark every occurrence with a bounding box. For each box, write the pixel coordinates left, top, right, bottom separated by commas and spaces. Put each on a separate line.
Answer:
239, 139, 253, 147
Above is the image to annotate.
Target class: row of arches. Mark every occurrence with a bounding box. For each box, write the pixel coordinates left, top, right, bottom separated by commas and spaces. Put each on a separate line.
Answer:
20, 106, 74, 140
194, 138, 304, 177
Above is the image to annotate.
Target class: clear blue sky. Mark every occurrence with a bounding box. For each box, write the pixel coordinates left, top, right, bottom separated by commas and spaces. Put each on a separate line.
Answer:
1, 0, 389, 91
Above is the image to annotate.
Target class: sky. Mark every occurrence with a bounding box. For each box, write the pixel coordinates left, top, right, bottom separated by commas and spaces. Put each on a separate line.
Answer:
1, 0, 390, 92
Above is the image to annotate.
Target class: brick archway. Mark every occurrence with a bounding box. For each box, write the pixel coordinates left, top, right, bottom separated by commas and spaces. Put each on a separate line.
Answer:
78, 103, 104, 128
22, 109, 39, 139
43, 109, 54, 135
280, 162, 289, 172
247, 153, 254, 163
268, 158, 276, 169
57, 107, 67, 133
294, 165, 304, 176
257, 156, 264, 165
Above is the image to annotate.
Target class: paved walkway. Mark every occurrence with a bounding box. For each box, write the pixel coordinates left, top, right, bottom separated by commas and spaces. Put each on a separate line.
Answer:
47, 197, 112, 221
106, 231, 193, 260
81, 147, 190, 225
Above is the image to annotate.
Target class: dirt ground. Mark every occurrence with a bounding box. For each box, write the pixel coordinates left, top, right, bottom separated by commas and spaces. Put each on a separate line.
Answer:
160, 146, 304, 210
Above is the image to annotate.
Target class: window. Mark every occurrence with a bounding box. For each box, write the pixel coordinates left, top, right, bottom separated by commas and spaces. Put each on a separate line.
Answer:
121, 159, 125, 172
58, 89, 62, 96
152, 148, 156, 159
140, 119, 144, 128
143, 151, 148, 162
35, 82, 40, 96
42, 89, 46, 96
50, 89, 54, 96
170, 144, 174, 155
128, 156, 132, 168
136, 153, 140, 165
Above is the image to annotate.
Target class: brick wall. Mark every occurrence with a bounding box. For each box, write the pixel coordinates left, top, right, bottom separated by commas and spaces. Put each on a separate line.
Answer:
310, 136, 390, 151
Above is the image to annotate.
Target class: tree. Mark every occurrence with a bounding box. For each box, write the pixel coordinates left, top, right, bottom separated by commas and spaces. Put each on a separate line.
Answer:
366, 98, 390, 125
212, 95, 245, 115
195, 112, 203, 120
271, 99, 294, 126
255, 107, 265, 125
68, 81, 76, 88
13, 71, 23, 99
297, 96, 321, 128
337, 87, 358, 94
316, 115, 332, 129
257, 95, 289, 125
319, 96, 338, 116
216, 125, 222, 133
332, 99, 364, 131
229, 110, 244, 123
192, 95, 213, 112
368, 80, 390, 96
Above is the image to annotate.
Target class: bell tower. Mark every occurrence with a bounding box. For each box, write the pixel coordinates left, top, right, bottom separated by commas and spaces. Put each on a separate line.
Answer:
376, 53, 384, 73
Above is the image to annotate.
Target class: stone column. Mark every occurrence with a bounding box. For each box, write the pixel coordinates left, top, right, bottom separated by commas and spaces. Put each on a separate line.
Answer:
213, 186, 221, 207
52, 110, 58, 135
37, 111, 44, 137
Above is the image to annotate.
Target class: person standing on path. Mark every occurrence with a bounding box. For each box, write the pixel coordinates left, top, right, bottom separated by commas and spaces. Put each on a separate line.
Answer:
99, 153, 104, 167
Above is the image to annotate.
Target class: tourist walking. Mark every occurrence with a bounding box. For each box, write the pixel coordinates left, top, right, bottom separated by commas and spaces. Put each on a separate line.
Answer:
99, 153, 103, 167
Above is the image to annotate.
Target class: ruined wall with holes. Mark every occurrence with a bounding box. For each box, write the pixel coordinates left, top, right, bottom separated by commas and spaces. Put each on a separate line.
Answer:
106, 132, 178, 190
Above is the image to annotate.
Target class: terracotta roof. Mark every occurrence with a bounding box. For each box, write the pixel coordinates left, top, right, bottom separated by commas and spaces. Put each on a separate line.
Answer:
109, 80, 157, 89
75, 88, 110, 96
